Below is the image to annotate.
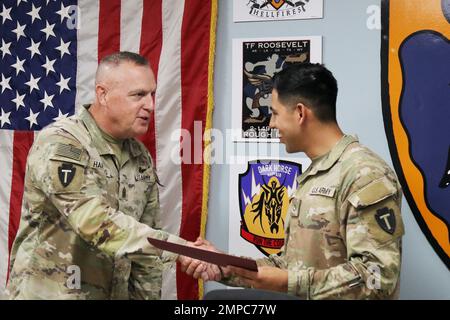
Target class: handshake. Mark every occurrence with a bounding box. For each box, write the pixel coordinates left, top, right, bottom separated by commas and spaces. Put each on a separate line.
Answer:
177, 237, 230, 282
174, 237, 289, 293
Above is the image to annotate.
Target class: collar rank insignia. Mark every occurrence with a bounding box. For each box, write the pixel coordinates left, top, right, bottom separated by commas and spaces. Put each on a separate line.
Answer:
58, 163, 76, 187
375, 207, 396, 235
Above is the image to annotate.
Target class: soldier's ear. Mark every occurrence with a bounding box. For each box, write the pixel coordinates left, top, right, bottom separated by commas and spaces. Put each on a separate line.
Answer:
296, 103, 307, 125
96, 84, 108, 105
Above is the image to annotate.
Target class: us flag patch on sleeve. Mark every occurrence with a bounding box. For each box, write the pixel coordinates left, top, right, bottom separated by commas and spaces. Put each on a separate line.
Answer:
55, 143, 82, 161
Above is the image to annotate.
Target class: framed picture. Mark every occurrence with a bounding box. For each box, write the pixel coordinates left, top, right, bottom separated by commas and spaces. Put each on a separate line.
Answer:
232, 36, 322, 142
233, 0, 323, 22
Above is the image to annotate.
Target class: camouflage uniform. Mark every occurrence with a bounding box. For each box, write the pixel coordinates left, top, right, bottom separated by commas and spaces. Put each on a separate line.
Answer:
226, 135, 404, 299
7, 105, 185, 300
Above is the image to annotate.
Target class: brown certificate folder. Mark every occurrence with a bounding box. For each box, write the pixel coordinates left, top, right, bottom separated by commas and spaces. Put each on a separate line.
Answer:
148, 237, 258, 271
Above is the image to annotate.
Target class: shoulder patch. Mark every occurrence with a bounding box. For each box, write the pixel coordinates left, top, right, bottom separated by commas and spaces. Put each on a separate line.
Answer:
375, 207, 396, 234
58, 163, 77, 187
54, 143, 82, 161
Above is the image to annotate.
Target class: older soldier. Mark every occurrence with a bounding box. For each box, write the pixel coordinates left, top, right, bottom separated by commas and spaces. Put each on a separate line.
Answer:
193, 63, 404, 299
7, 52, 210, 300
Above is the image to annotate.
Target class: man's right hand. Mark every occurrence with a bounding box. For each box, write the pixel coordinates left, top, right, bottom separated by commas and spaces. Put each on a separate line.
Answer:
177, 240, 220, 281
193, 237, 231, 279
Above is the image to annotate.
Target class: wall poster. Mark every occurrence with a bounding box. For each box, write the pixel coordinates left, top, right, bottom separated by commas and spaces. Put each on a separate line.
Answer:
233, 0, 323, 22
232, 36, 322, 142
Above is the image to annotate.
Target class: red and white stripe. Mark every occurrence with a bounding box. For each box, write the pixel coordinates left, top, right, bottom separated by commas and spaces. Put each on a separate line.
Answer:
0, 132, 14, 292
74, 0, 99, 109
0, 131, 35, 294
0, 0, 215, 299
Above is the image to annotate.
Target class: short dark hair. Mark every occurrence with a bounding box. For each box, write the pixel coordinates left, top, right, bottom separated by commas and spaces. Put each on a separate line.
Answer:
272, 63, 338, 123
99, 51, 149, 67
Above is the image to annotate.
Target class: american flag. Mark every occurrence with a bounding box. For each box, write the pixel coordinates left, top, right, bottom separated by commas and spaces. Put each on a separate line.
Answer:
0, 0, 217, 299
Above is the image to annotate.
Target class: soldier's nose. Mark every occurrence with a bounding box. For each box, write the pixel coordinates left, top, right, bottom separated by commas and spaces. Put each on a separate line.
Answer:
143, 97, 154, 113
269, 115, 275, 128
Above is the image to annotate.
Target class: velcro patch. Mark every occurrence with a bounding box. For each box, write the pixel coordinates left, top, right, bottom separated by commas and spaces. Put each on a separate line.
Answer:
348, 176, 397, 209
309, 186, 336, 198
55, 143, 82, 161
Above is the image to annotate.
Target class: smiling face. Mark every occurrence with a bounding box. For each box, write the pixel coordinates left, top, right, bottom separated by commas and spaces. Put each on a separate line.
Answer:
97, 61, 156, 139
269, 89, 302, 153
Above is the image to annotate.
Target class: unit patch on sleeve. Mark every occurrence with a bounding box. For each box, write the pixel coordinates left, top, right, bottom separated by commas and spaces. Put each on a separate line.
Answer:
375, 207, 397, 235
58, 163, 76, 187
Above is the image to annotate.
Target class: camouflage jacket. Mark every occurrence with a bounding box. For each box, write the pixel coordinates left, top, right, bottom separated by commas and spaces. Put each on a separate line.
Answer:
7, 105, 185, 300
227, 135, 404, 299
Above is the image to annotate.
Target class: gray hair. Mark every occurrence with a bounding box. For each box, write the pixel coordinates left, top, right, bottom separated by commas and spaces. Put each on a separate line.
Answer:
99, 51, 149, 67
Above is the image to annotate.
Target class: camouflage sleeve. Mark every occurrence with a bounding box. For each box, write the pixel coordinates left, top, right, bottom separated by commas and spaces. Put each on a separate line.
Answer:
128, 259, 164, 300
288, 171, 404, 300
31, 131, 186, 268
129, 157, 165, 300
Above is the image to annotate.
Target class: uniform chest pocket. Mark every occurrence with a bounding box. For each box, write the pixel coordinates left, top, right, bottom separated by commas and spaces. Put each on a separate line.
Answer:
128, 167, 156, 206
297, 191, 345, 254
82, 157, 118, 203
117, 166, 155, 201
132, 166, 156, 188
298, 190, 338, 230
118, 166, 157, 218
